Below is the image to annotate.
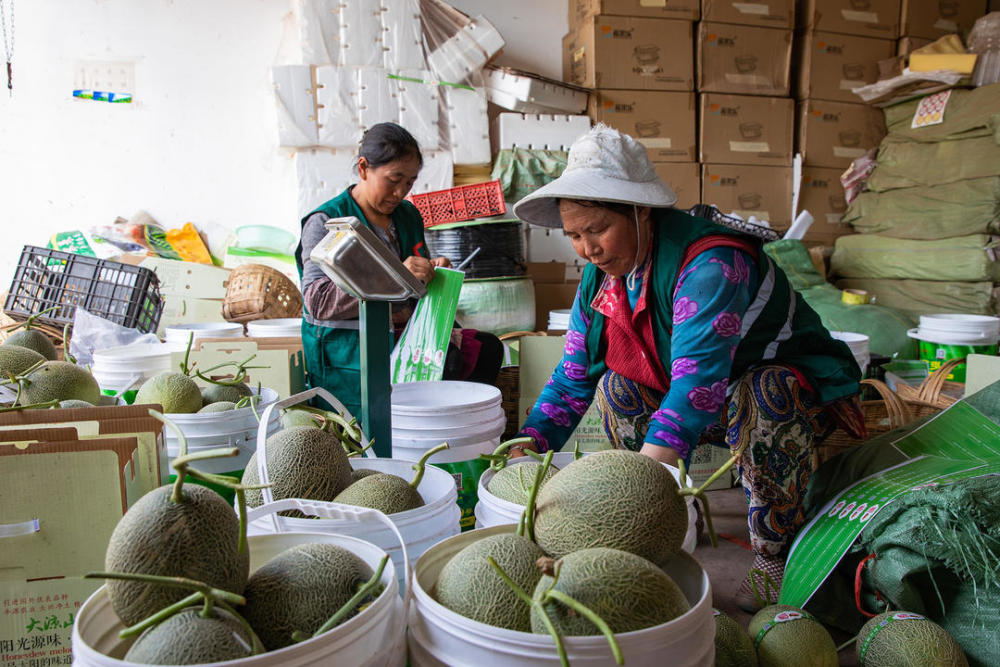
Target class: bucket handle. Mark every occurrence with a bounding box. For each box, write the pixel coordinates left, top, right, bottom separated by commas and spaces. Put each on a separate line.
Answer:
244, 498, 411, 618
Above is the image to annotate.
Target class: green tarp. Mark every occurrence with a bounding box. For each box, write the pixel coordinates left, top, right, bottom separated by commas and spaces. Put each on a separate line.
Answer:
835, 277, 998, 319
883, 83, 1000, 144
844, 176, 1000, 239
765, 240, 916, 358
831, 233, 1000, 282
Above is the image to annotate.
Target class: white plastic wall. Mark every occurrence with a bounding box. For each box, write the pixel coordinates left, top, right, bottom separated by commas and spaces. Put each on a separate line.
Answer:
0, 0, 566, 289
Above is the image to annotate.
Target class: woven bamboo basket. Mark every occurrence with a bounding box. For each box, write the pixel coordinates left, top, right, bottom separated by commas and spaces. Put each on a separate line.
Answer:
496, 330, 548, 441
893, 357, 964, 418
222, 264, 303, 323
816, 378, 914, 465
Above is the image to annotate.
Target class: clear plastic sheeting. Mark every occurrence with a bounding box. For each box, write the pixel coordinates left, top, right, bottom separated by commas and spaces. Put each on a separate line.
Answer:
316, 66, 363, 148
339, 0, 384, 67
421, 0, 503, 86
292, 0, 341, 65
294, 149, 356, 217
396, 70, 442, 150
272, 65, 318, 148
382, 0, 426, 71
444, 86, 490, 166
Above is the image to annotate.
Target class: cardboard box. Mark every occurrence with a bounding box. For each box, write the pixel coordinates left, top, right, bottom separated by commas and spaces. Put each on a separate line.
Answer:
701, 0, 795, 28
900, 0, 988, 40
526, 263, 580, 336
699, 93, 794, 166
589, 91, 696, 162
897, 35, 933, 55
798, 0, 901, 39
176, 337, 307, 399
654, 163, 701, 209
795, 31, 896, 103
797, 99, 886, 168
570, 0, 700, 25
697, 23, 793, 95
563, 17, 695, 91
157, 296, 227, 336
140, 257, 232, 299
701, 163, 794, 228
797, 166, 853, 244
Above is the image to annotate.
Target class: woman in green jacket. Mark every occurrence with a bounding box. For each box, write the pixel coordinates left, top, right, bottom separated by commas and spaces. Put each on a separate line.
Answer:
295, 122, 501, 420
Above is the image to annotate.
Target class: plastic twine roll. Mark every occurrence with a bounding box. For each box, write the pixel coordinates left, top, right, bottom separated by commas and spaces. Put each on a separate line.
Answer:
425, 222, 525, 279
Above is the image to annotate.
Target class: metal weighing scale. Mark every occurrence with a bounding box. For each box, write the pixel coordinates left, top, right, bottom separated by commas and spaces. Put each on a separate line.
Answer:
309, 216, 428, 457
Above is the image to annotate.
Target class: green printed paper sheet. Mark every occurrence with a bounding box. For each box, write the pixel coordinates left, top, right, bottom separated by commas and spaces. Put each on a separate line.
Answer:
781, 396, 1000, 607
390, 268, 464, 384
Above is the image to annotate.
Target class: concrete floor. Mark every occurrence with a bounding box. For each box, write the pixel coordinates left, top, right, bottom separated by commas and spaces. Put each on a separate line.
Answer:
692, 487, 859, 666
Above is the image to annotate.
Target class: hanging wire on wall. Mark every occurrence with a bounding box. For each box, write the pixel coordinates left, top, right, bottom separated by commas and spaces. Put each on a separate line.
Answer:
426, 221, 526, 279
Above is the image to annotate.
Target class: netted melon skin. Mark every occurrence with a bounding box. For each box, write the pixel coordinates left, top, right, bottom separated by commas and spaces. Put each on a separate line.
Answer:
530, 547, 690, 635
435, 533, 546, 632
241, 543, 374, 650
487, 462, 557, 505
857, 612, 969, 667
714, 609, 758, 667
201, 383, 252, 405
4, 330, 57, 360
533, 450, 687, 565
0, 345, 45, 377
333, 473, 424, 514
20, 361, 102, 405
749, 604, 838, 667
243, 427, 352, 511
134, 372, 203, 414
124, 607, 254, 664
105, 485, 250, 627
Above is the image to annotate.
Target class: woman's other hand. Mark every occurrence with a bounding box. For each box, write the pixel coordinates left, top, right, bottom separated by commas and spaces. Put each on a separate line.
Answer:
404, 255, 436, 283
431, 256, 452, 268
639, 442, 681, 468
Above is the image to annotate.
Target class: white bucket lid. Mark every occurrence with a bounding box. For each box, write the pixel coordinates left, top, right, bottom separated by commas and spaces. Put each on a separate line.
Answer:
828, 331, 870, 351
165, 322, 244, 341
247, 318, 302, 338
907, 327, 998, 347
917, 313, 1000, 340
391, 381, 501, 415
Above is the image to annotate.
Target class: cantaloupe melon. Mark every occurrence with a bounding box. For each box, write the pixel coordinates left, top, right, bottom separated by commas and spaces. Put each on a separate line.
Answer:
530, 547, 690, 635
242, 427, 352, 511
748, 604, 838, 667
487, 461, 558, 505
197, 401, 236, 414
241, 542, 375, 650
332, 443, 446, 514
281, 408, 323, 430
104, 484, 250, 627
349, 467, 382, 484
18, 361, 102, 405
715, 608, 758, 667
134, 372, 203, 414
533, 449, 687, 565
57, 399, 95, 408
3, 329, 57, 360
435, 533, 546, 632
856, 611, 968, 667
201, 382, 252, 406
123, 606, 255, 664
0, 345, 45, 377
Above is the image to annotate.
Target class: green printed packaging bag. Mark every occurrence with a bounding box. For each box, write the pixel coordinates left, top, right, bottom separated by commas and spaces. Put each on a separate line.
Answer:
391, 267, 464, 383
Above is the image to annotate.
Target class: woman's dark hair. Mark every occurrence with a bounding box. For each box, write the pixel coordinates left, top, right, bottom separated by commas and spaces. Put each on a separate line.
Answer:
555, 198, 635, 218
357, 122, 423, 170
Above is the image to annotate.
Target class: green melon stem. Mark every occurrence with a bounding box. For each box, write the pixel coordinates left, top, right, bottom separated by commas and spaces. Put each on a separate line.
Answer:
677, 453, 738, 549
484, 437, 536, 471
545, 589, 624, 666
486, 556, 535, 608
409, 442, 449, 489
522, 450, 553, 543
573, 440, 582, 460
304, 555, 389, 639
488, 556, 571, 667
179, 332, 195, 375
7, 305, 59, 332
119, 592, 201, 638
234, 487, 249, 555
62, 323, 77, 364
748, 567, 780, 609
0, 399, 59, 412
215, 598, 267, 655
836, 637, 858, 653
0, 358, 47, 386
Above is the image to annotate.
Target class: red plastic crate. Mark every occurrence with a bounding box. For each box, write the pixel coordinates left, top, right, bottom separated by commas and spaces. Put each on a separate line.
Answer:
408, 180, 507, 228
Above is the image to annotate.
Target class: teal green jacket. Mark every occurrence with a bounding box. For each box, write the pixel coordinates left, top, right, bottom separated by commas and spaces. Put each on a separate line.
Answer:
578, 208, 860, 405
295, 187, 429, 416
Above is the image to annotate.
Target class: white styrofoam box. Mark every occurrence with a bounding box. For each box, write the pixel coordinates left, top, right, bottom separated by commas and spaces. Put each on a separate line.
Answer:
338, 0, 383, 67
526, 226, 583, 268
427, 14, 504, 84
316, 66, 363, 148
272, 65, 318, 148
294, 149, 356, 218
411, 150, 454, 195
359, 68, 400, 128
444, 86, 490, 166
496, 113, 591, 152
381, 0, 426, 72
397, 70, 441, 150
293, 0, 341, 65
484, 67, 589, 115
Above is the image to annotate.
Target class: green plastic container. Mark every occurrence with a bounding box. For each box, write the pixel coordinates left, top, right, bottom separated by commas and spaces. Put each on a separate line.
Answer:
908, 314, 1000, 382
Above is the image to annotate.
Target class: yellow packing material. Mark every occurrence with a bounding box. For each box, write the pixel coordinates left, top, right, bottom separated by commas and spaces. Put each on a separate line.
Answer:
165, 222, 213, 264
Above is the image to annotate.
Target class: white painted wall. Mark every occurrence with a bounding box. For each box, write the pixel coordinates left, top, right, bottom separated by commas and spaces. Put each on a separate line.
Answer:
0, 0, 566, 289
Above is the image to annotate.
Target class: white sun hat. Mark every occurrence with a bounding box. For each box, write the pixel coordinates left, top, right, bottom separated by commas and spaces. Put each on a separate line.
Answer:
512, 123, 678, 228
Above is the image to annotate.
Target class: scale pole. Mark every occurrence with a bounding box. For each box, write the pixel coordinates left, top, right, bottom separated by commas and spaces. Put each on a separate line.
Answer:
359, 300, 393, 458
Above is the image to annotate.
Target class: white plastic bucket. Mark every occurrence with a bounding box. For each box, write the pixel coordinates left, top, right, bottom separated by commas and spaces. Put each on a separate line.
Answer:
829, 331, 871, 376
391, 381, 502, 429
72, 528, 406, 667
247, 318, 303, 338
906, 313, 1000, 382
391, 413, 507, 448
164, 322, 245, 351
92, 343, 173, 393
407, 524, 714, 667
247, 389, 461, 587
474, 454, 699, 554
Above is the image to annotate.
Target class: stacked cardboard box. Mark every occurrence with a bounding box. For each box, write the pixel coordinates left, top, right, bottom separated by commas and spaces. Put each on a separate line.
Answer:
565, 2, 700, 208
794, 0, 896, 246
697, 0, 796, 230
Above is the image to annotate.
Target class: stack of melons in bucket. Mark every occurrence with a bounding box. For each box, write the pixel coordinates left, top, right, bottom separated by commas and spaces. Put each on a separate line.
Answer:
84, 413, 395, 664
433, 448, 698, 662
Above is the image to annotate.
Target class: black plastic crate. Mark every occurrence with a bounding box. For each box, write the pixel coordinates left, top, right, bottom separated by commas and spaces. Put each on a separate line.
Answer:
4, 246, 163, 333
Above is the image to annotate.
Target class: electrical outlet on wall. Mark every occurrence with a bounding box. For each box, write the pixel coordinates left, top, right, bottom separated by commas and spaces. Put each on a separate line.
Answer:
73, 60, 135, 96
